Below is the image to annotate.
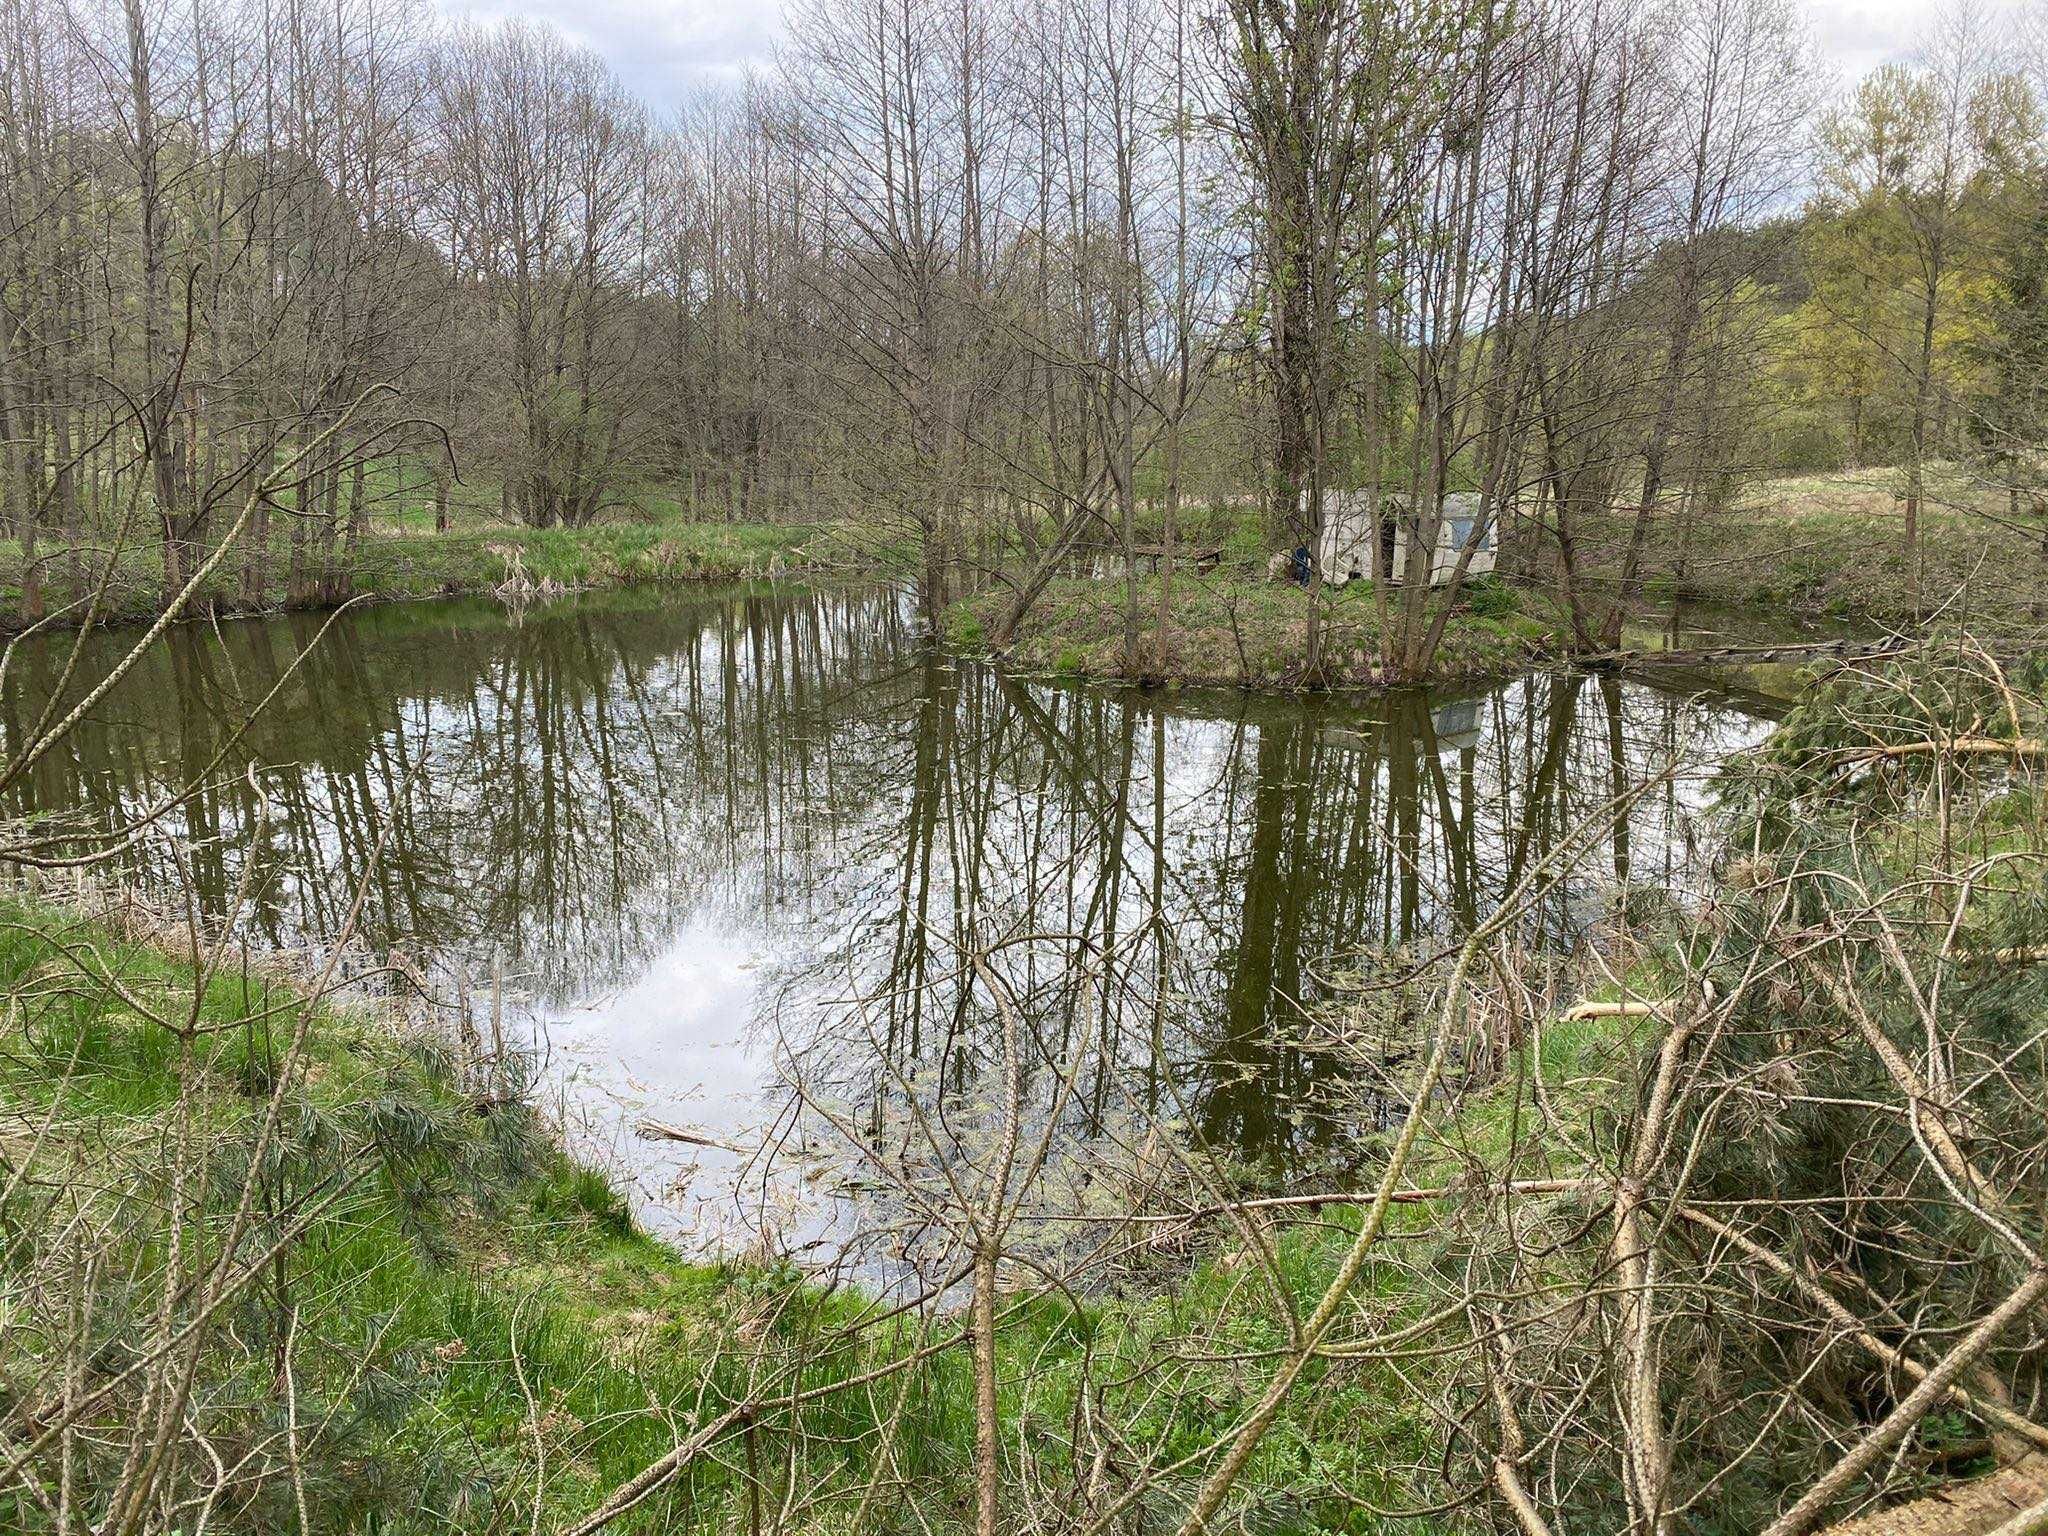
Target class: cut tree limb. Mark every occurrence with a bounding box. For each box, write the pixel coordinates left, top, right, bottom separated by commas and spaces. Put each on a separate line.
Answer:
1763, 1266, 2048, 1536
1561, 998, 1669, 1022
1677, 1204, 2048, 1455
1851, 737, 2048, 763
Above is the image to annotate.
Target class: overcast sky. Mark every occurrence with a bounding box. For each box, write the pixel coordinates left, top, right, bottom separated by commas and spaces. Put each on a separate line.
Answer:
1807, 0, 1947, 79
424, 0, 1966, 115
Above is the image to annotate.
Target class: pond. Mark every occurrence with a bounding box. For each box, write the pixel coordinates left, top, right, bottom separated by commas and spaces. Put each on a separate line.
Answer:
1, 583, 1774, 1250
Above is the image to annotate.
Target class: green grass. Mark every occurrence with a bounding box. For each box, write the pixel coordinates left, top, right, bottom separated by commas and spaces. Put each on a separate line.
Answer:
947, 570, 1557, 690
0, 489, 909, 632
1584, 465, 2048, 626
0, 895, 940, 1531
0, 891, 1453, 1533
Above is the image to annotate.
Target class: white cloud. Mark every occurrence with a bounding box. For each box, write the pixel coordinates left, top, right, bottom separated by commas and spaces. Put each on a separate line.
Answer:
1806, 0, 1925, 84
430, 0, 2024, 119
435, 0, 782, 107
1804, 0, 2043, 95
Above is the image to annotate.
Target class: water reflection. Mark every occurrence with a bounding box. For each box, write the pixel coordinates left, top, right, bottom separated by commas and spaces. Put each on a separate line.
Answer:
2, 585, 1771, 1231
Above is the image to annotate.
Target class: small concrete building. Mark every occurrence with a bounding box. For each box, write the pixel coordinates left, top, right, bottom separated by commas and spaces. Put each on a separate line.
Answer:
1312, 490, 1496, 588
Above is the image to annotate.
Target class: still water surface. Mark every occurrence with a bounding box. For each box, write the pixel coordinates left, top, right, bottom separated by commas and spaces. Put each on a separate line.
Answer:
2, 584, 1773, 1244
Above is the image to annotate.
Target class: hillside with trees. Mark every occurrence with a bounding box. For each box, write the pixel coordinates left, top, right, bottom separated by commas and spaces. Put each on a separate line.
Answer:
2, 0, 2046, 677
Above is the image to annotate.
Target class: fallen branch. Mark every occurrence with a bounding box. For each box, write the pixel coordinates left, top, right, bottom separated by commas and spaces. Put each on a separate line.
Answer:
1101, 1177, 1602, 1226
1849, 736, 2048, 763
1677, 1205, 2048, 1455
635, 1120, 743, 1154
1762, 1265, 2048, 1536
1494, 1458, 1558, 1536
1560, 998, 1669, 1023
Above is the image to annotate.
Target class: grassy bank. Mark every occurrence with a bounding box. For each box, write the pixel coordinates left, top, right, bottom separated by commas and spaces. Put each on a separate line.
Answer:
0, 893, 920, 1531
944, 466, 2048, 694
9, 464, 2041, 649
1571, 466, 2048, 626
0, 887, 1434, 1532
945, 570, 1556, 691
0, 499, 905, 632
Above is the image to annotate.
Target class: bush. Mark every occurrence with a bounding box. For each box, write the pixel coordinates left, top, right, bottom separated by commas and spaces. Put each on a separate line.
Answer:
945, 606, 987, 649
1460, 575, 1519, 619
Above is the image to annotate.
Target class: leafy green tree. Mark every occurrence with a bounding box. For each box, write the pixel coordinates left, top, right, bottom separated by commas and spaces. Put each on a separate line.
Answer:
1815, 23, 2041, 606
1967, 165, 2048, 520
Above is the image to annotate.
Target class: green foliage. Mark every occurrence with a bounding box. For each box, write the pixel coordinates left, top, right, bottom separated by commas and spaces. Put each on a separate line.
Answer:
1458, 574, 1517, 618
529, 1161, 639, 1240
943, 604, 986, 650
0, 503, 899, 633
952, 571, 1548, 690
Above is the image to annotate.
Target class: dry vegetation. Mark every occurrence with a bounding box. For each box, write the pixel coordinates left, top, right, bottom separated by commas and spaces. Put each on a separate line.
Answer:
3, 0, 2048, 1529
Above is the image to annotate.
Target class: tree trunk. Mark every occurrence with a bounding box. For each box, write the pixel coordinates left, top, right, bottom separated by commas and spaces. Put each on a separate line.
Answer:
1904, 259, 1941, 616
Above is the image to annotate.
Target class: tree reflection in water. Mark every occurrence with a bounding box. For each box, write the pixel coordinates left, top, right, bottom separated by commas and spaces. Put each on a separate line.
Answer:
1, 584, 1772, 1243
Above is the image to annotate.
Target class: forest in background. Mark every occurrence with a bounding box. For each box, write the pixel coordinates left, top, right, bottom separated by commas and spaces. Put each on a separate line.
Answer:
3, 0, 2048, 678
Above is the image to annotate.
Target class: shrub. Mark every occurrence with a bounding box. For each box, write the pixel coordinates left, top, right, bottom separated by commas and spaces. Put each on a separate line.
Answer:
1460, 575, 1518, 619
945, 607, 986, 649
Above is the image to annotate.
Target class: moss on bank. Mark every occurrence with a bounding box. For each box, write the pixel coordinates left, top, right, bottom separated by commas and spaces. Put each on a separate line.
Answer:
946, 570, 1557, 691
